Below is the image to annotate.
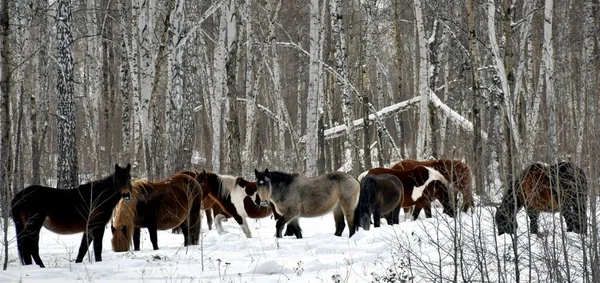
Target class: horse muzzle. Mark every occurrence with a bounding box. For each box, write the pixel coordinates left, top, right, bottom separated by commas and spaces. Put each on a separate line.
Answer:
259, 201, 269, 207
122, 192, 131, 201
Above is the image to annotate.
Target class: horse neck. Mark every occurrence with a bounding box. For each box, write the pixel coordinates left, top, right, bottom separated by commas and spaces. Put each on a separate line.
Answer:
268, 171, 297, 187
80, 174, 119, 200
207, 173, 236, 200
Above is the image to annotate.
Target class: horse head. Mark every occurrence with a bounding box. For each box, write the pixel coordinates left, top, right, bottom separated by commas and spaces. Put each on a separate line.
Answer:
254, 168, 272, 207
432, 180, 455, 218
495, 183, 520, 235
110, 225, 131, 252
114, 163, 132, 201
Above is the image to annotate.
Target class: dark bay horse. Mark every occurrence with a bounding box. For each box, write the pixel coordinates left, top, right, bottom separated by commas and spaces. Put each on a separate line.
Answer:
495, 162, 588, 235
11, 164, 132, 267
254, 169, 360, 238
356, 174, 404, 231
391, 159, 473, 214
111, 173, 203, 252
358, 166, 454, 221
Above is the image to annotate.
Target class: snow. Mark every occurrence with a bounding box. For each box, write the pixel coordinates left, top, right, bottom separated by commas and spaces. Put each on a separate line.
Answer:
1, 203, 593, 283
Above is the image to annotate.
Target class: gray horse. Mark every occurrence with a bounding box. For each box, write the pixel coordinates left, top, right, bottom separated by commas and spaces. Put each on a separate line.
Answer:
254, 169, 360, 238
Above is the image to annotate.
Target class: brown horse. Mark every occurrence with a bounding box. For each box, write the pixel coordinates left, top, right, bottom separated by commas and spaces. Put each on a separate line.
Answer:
11, 164, 132, 267
356, 173, 404, 231
358, 166, 454, 221
111, 173, 203, 252
495, 162, 588, 235
391, 159, 474, 214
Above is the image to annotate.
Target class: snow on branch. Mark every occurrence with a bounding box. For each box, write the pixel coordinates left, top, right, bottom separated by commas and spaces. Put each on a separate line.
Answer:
298, 96, 421, 143
428, 89, 488, 140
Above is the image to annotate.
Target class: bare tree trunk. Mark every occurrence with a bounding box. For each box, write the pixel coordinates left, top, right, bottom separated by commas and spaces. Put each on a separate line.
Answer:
167, 0, 186, 173
56, 0, 78, 189
225, 0, 241, 175
543, 0, 557, 163
1, 0, 13, 269
242, 0, 256, 177
330, 0, 358, 174
120, 0, 133, 163
414, 0, 430, 160
306, 0, 322, 176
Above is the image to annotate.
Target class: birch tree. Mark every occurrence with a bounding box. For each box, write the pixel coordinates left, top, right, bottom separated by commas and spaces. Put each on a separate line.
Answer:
414, 0, 430, 160
542, 0, 556, 162
330, 0, 358, 174
306, 0, 322, 176
1, 0, 12, 270
167, 0, 186, 173
209, 5, 230, 172
56, 0, 78, 189
242, 0, 256, 177
120, 0, 133, 163
225, 0, 242, 174
579, 0, 595, 160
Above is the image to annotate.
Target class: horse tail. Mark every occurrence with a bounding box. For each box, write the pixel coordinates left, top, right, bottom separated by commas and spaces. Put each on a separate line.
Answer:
11, 194, 27, 265
357, 170, 369, 182
357, 175, 377, 231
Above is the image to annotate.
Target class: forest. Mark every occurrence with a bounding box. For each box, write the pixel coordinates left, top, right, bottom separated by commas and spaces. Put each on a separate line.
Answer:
0, 0, 599, 282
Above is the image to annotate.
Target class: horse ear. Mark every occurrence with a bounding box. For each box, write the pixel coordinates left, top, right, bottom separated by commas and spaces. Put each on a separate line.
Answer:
265, 168, 269, 174
254, 169, 259, 176
115, 163, 120, 171
126, 163, 131, 171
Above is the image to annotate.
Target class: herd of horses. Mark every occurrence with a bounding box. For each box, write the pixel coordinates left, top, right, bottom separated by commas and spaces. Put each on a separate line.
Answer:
10, 159, 589, 268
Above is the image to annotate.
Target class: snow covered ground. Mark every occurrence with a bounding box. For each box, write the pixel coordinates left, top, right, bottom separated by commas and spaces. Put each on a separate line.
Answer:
0, 201, 592, 283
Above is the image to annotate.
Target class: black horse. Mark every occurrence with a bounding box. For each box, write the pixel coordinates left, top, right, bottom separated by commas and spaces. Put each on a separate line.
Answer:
11, 164, 132, 267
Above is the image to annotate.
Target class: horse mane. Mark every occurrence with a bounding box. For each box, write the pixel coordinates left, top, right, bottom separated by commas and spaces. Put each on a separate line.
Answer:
76, 173, 118, 195
266, 171, 299, 187
112, 179, 148, 250
214, 174, 238, 200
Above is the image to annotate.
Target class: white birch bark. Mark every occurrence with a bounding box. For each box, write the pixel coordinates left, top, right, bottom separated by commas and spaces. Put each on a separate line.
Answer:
414, 0, 430, 160
306, 0, 322, 176
209, 4, 231, 172
543, 0, 556, 162
56, 0, 78, 189
120, 0, 133, 163
242, 0, 256, 177
131, 0, 142, 172
486, 0, 521, 151
167, 0, 185, 172
578, 0, 595, 159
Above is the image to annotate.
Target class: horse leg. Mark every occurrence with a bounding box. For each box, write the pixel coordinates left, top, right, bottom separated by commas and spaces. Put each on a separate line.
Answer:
188, 210, 202, 245
373, 206, 381, 228
333, 204, 346, 237
205, 208, 214, 231
275, 210, 299, 238
91, 226, 106, 262
133, 227, 141, 251
215, 213, 227, 234
391, 206, 402, 225
148, 226, 159, 249
285, 219, 302, 238
22, 213, 46, 267
231, 214, 252, 238
526, 207, 540, 234
178, 221, 190, 246
75, 231, 93, 263
405, 206, 415, 221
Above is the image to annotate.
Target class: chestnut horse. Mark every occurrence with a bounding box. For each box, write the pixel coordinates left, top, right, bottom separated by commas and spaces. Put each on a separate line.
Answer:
358, 166, 454, 221
356, 173, 404, 231
11, 164, 132, 267
391, 159, 473, 215
495, 162, 587, 235
111, 173, 203, 252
